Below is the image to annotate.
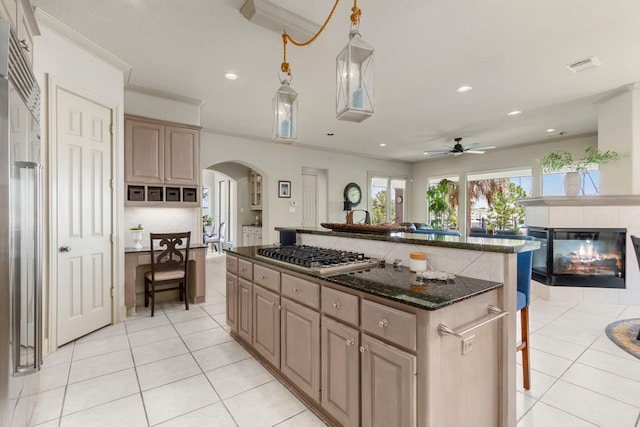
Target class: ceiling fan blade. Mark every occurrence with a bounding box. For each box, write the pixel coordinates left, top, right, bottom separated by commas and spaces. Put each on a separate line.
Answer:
465, 150, 486, 154
472, 145, 496, 150
453, 152, 464, 157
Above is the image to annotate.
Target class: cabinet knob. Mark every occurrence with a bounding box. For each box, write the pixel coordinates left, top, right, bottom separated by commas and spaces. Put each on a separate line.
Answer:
292, 287, 299, 293
359, 345, 369, 353
261, 276, 266, 280
345, 338, 355, 346
332, 302, 341, 310
19, 39, 30, 52
378, 319, 389, 328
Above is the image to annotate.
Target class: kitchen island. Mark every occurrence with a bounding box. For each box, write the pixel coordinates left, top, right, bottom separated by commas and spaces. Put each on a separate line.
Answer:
226, 229, 538, 427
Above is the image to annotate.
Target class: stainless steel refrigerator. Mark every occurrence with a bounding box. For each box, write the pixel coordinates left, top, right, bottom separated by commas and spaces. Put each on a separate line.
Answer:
0, 19, 43, 427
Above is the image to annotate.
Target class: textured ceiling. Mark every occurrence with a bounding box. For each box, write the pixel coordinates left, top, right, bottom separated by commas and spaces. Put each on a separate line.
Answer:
32, 0, 640, 162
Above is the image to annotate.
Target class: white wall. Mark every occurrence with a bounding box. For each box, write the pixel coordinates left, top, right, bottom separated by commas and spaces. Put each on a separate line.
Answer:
124, 89, 201, 127
34, 23, 127, 336
201, 132, 411, 244
409, 134, 597, 230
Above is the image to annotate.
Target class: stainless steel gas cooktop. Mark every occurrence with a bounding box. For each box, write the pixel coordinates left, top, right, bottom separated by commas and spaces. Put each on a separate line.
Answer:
256, 245, 378, 274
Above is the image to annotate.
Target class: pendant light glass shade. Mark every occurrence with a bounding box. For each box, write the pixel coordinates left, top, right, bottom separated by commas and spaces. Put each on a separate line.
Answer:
272, 80, 298, 143
336, 30, 374, 122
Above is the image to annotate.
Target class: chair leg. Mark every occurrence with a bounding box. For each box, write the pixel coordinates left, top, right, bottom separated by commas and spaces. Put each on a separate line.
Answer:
184, 280, 189, 311
150, 283, 155, 317
144, 279, 149, 307
518, 306, 531, 390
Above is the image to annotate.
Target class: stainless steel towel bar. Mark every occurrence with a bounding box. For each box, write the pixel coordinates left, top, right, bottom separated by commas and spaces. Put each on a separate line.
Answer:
438, 305, 508, 338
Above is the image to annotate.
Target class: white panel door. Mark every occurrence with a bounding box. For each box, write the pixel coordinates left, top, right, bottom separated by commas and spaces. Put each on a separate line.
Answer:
302, 174, 316, 227
56, 88, 112, 345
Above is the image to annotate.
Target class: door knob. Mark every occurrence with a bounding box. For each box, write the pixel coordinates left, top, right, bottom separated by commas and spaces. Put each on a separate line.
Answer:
59, 246, 71, 253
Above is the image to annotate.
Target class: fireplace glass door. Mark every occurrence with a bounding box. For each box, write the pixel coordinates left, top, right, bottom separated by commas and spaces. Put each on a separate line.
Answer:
528, 227, 626, 288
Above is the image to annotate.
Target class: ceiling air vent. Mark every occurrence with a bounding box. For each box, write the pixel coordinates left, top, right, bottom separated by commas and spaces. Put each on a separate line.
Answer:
566, 56, 602, 73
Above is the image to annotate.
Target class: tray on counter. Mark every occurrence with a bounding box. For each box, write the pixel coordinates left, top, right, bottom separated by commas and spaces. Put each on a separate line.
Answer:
320, 222, 411, 235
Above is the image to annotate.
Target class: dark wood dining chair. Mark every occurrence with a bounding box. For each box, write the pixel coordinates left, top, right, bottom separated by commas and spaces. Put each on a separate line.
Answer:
144, 232, 191, 316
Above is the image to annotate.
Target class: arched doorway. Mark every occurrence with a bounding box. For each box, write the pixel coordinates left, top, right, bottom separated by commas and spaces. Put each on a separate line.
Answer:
203, 161, 266, 250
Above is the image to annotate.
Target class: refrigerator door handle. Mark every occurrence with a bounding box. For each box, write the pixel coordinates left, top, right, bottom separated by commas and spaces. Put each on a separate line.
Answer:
12, 161, 42, 376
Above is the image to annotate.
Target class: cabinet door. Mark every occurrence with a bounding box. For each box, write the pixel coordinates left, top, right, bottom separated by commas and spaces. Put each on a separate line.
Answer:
164, 125, 200, 185
125, 118, 164, 184
360, 334, 417, 427
281, 298, 320, 402
237, 279, 253, 343
225, 274, 238, 333
321, 316, 360, 427
252, 285, 280, 368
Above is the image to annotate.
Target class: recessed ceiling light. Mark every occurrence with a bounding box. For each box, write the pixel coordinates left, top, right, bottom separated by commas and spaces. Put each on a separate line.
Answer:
546, 128, 556, 133
423, 151, 429, 155
507, 110, 522, 116
224, 72, 238, 80
456, 86, 473, 93
379, 143, 386, 147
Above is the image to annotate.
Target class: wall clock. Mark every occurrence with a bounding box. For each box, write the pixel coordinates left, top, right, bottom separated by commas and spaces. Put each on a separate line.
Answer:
343, 182, 362, 206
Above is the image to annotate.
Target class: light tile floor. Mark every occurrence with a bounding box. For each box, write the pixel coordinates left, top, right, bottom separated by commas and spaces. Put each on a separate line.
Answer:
29, 253, 640, 426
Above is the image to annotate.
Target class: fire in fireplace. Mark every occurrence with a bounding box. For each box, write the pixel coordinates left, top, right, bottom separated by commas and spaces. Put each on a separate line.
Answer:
528, 227, 626, 288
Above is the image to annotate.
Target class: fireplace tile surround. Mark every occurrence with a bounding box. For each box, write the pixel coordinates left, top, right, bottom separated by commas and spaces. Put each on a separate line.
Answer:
521, 196, 640, 305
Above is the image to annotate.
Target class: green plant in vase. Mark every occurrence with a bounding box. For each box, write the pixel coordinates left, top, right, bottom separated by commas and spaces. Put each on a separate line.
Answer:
537, 146, 619, 196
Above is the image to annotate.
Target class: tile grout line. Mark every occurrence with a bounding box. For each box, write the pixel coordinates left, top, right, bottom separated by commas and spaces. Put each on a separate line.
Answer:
124, 314, 152, 427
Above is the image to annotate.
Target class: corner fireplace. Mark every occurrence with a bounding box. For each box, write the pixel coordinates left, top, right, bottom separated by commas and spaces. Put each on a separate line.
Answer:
527, 227, 626, 288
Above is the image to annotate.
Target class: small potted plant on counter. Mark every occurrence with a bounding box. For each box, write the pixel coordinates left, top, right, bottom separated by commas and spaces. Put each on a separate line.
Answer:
130, 224, 144, 249
537, 146, 619, 196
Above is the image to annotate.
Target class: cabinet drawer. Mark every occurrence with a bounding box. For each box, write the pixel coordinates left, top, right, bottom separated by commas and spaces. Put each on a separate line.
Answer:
321, 287, 358, 326
238, 259, 253, 281
282, 274, 319, 309
254, 264, 280, 293
361, 299, 417, 351
226, 255, 238, 274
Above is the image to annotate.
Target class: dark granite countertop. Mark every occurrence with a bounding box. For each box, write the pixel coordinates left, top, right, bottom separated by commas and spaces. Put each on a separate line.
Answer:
227, 246, 502, 311
275, 226, 539, 254
125, 243, 207, 254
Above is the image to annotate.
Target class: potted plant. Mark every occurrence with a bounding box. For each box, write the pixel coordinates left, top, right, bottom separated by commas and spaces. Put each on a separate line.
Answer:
537, 146, 619, 196
130, 224, 144, 249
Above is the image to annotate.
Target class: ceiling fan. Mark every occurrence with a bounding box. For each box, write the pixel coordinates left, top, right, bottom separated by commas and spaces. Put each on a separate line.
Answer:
424, 137, 496, 157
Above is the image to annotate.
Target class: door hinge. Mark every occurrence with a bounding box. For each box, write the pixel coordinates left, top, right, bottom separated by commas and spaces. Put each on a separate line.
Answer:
110, 287, 114, 297
109, 179, 114, 189
109, 123, 114, 135
110, 234, 114, 244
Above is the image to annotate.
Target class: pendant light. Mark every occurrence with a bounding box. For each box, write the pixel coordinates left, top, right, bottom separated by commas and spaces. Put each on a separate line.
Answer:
336, 2, 374, 122
272, 0, 374, 142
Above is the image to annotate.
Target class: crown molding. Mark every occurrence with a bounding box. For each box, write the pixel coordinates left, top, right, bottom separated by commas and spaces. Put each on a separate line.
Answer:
34, 8, 132, 82
125, 84, 205, 108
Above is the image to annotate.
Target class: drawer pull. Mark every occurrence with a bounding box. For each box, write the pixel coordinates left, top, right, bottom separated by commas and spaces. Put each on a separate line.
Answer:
345, 338, 355, 346
378, 319, 389, 328
19, 39, 30, 52
359, 344, 369, 353
292, 287, 299, 293
261, 275, 267, 280
438, 305, 508, 338
332, 302, 341, 310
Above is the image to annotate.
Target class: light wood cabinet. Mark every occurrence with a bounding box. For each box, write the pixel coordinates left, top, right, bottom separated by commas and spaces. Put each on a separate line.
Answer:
125, 116, 200, 186
124, 115, 201, 205
237, 278, 253, 343
360, 334, 417, 427
280, 297, 320, 402
321, 315, 360, 427
225, 274, 238, 334
250, 171, 262, 210
252, 284, 280, 368
242, 226, 262, 247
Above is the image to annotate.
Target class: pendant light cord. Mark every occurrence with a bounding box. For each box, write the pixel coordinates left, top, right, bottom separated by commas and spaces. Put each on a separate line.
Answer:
281, 0, 361, 75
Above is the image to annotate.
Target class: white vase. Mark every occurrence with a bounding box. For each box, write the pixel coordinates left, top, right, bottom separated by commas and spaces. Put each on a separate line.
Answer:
563, 171, 581, 196
131, 230, 144, 249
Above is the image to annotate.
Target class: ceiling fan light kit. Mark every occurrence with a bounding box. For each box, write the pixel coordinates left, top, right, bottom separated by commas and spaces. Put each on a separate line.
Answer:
272, 0, 374, 142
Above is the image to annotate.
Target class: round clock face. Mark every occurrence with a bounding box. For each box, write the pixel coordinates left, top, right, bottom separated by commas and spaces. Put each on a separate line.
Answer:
344, 183, 362, 206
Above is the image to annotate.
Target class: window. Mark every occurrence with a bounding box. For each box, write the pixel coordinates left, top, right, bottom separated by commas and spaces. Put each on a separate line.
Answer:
426, 176, 459, 230
467, 169, 532, 232
542, 168, 600, 195
369, 175, 407, 224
